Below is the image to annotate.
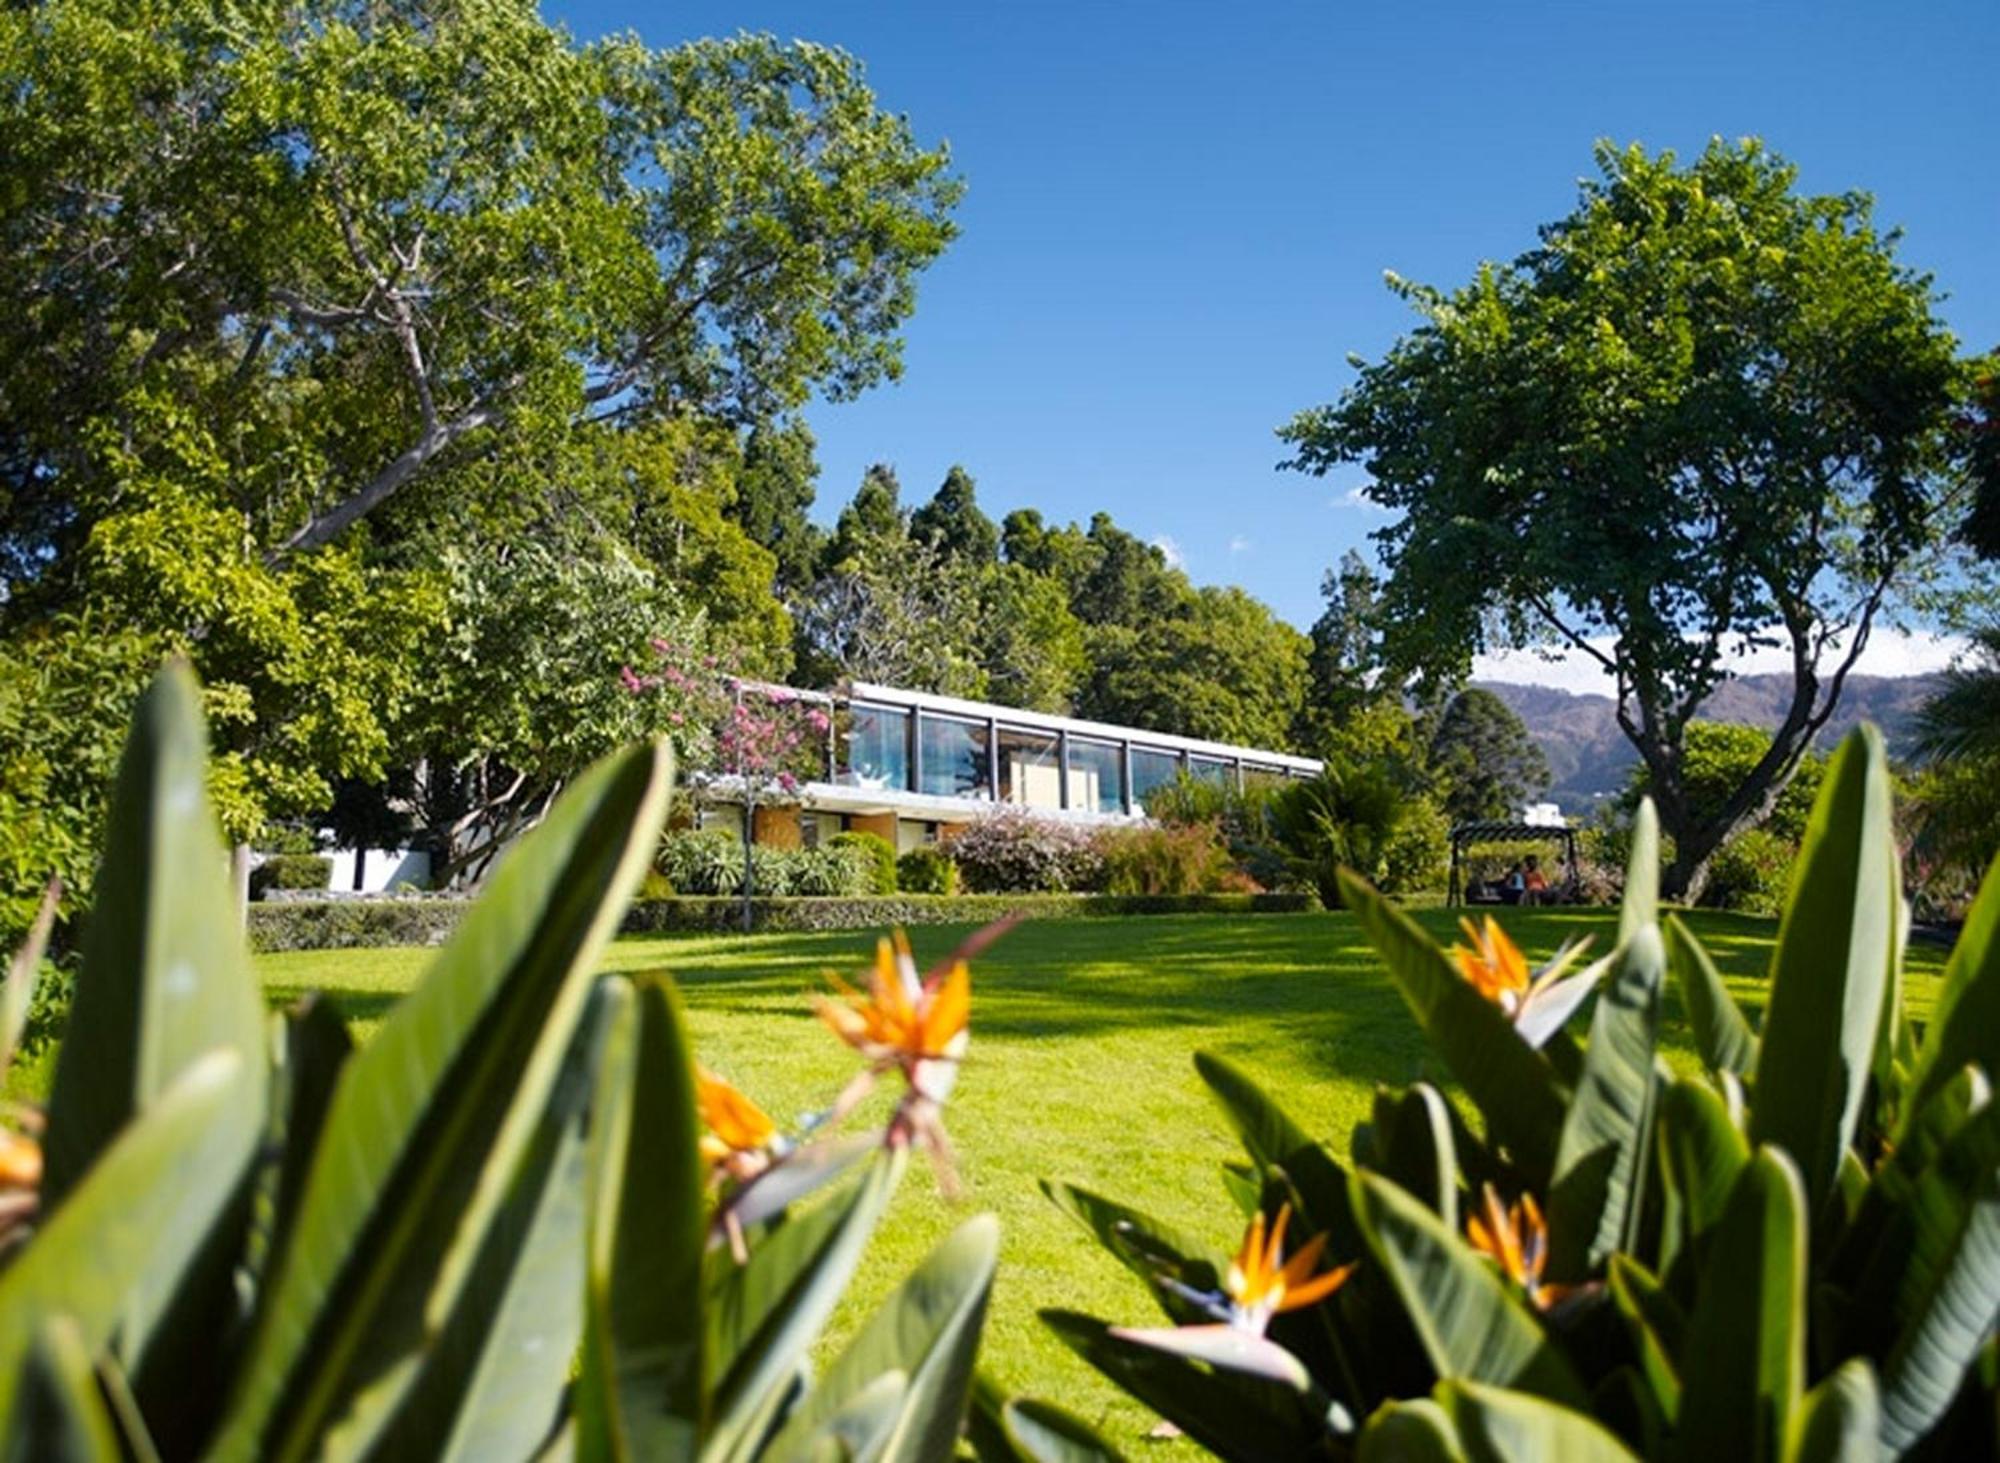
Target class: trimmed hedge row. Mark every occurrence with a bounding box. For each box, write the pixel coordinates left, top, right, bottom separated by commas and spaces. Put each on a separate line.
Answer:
247, 890, 1322, 952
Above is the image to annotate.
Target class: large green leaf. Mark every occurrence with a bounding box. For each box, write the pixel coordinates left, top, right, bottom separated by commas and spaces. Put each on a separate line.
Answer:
1040, 1179, 1226, 1323
1871, 1099, 2000, 1450
1749, 727, 1898, 1214
1349, 1170, 1586, 1407
42, 665, 266, 1202
0, 1050, 251, 1415
367, 983, 615, 1461
1903, 850, 2000, 1125
1657, 1077, 1750, 1263
1194, 1051, 1361, 1258
1438, 1379, 1640, 1462
3, 1317, 122, 1462
1671, 1147, 1806, 1463
1551, 924, 1666, 1277
1607, 1255, 1684, 1425
704, 1151, 905, 1460
577, 975, 707, 1460
1663, 915, 1757, 1078
993, 1397, 1127, 1463
768, 1215, 999, 1461
1336, 873, 1567, 1181
1791, 1359, 1880, 1463
1373, 1085, 1461, 1232
38, 666, 268, 1414
1619, 799, 1660, 948
211, 740, 674, 1463
1356, 1398, 1467, 1463
1040, 1310, 1328, 1463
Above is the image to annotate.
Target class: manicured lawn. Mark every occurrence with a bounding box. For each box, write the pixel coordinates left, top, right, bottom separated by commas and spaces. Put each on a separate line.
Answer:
255, 908, 1952, 1450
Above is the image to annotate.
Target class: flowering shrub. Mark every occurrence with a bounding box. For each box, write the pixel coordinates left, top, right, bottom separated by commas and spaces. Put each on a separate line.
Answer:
1094, 820, 1235, 896
1702, 826, 1793, 914
945, 808, 1103, 893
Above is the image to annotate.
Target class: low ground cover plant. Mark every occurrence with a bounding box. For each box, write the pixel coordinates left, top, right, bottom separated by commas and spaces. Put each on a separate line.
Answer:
1029, 724, 2000, 1459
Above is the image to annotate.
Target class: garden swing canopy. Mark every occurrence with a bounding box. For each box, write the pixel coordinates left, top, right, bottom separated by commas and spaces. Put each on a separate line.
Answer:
1447, 819, 1580, 906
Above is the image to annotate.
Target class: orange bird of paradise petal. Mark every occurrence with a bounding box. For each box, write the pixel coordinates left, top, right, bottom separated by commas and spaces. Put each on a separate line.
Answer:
697, 1068, 778, 1158
1225, 1203, 1356, 1330
816, 933, 970, 1065
1454, 915, 1531, 1009
1465, 1182, 1570, 1311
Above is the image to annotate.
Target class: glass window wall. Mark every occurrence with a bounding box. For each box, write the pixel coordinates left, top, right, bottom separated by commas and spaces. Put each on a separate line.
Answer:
1129, 746, 1184, 815
1189, 756, 1234, 788
839, 703, 910, 791
997, 726, 1062, 810
1066, 737, 1125, 814
918, 714, 991, 799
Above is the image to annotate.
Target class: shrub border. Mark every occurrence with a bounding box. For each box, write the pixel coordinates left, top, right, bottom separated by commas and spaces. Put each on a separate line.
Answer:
247, 890, 1321, 952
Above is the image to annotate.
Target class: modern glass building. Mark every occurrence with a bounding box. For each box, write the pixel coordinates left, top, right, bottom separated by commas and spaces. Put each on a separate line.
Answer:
696, 681, 1322, 853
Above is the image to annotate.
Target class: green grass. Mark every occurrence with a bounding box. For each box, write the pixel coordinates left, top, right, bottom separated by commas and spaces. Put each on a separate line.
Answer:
255, 908, 1951, 1451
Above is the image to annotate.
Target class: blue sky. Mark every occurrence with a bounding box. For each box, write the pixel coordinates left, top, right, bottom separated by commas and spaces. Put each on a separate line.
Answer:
551, 0, 1997, 634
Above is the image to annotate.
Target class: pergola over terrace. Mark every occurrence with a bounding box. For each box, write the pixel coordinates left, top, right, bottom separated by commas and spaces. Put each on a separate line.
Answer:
1447, 819, 1581, 906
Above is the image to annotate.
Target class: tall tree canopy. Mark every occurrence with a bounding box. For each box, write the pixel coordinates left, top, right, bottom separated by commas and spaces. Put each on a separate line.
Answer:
910, 464, 999, 563
0, 3, 960, 586
1282, 139, 1975, 896
1427, 688, 1551, 824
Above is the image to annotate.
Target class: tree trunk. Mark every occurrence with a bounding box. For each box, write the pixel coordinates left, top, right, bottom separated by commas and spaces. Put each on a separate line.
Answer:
230, 843, 254, 930
740, 800, 755, 934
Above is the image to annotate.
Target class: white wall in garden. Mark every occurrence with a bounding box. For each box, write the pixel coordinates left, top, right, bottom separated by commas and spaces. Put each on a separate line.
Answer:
326, 847, 431, 893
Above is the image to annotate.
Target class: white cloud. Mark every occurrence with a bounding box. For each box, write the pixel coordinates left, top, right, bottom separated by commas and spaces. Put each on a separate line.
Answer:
1150, 535, 1185, 569
1228, 535, 1252, 555
1473, 625, 1970, 696
1329, 484, 1391, 513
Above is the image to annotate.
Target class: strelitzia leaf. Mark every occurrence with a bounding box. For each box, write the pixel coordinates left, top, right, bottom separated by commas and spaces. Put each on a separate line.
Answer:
37, 666, 268, 1430
1657, 1078, 1750, 1264
1194, 1051, 1361, 1260
0, 881, 58, 1072
0, 1049, 252, 1416
965, 1373, 1127, 1463
704, 1150, 904, 1458
1902, 850, 2000, 1129
372, 982, 615, 1462
1871, 1100, 2000, 1451
1040, 1310, 1328, 1463
1336, 873, 1567, 1182
5, 1316, 122, 1462
1663, 915, 1757, 1078
1040, 1179, 1225, 1325
1373, 1084, 1461, 1231
1550, 925, 1666, 1278
768, 1214, 999, 1463
1349, 1171, 1586, 1408
1792, 1359, 1881, 1463
211, 740, 674, 1462
1437, 1378, 1640, 1462
1619, 800, 1660, 948
577, 976, 706, 1461
1671, 1147, 1806, 1463
1356, 1398, 1467, 1463
1607, 1255, 1684, 1424
1749, 727, 1898, 1214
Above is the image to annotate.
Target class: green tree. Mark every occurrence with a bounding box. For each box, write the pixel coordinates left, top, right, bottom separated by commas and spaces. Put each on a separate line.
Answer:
1621, 720, 1826, 846
1082, 585, 1309, 748
1963, 358, 2000, 559
910, 464, 999, 564
1282, 139, 1973, 898
975, 561, 1087, 713
733, 416, 825, 590
823, 463, 906, 570
0, 6, 960, 583
1427, 687, 1551, 823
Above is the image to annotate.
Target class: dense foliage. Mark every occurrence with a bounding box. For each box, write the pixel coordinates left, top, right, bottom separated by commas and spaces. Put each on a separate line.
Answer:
1031, 724, 2000, 1460
1283, 138, 1981, 899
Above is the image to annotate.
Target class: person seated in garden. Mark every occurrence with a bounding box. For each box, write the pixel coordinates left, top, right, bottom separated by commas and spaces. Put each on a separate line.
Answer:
1500, 861, 1527, 904
1522, 854, 1550, 905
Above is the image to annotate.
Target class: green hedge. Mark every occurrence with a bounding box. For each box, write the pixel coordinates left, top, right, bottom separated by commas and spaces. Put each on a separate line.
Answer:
251, 852, 332, 898
248, 890, 1322, 951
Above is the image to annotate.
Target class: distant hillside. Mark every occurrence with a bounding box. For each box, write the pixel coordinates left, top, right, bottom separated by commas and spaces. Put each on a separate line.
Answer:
1474, 673, 1943, 811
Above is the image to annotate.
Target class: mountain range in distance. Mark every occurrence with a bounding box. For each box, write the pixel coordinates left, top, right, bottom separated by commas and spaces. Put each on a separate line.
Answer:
1475, 672, 1944, 812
